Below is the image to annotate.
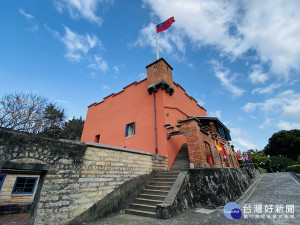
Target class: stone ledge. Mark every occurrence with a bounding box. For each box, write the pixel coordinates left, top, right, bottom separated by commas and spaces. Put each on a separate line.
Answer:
86, 142, 152, 156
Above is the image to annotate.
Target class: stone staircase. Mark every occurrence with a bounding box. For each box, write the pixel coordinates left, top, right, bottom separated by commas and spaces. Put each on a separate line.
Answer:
125, 171, 179, 218
170, 144, 190, 171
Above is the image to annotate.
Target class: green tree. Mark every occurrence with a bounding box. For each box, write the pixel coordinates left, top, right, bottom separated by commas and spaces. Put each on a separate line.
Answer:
264, 130, 300, 161
270, 156, 299, 171
41, 103, 65, 138
247, 149, 272, 172
60, 117, 84, 141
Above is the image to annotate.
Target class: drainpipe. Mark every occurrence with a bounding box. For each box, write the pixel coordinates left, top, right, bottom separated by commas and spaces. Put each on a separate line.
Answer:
153, 90, 158, 154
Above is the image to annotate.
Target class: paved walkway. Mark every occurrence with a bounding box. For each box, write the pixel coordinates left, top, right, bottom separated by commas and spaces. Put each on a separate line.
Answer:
87, 172, 300, 225
0, 213, 29, 225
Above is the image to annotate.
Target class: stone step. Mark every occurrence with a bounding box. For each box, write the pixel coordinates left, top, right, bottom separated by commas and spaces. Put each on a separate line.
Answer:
155, 174, 178, 179
156, 171, 180, 176
172, 162, 190, 166
142, 189, 169, 196
125, 209, 157, 218
146, 184, 172, 191
171, 165, 189, 168
170, 168, 189, 171
134, 198, 163, 206
171, 164, 189, 167
151, 178, 177, 182
171, 165, 190, 168
139, 193, 166, 201
172, 160, 189, 163
174, 156, 189, 159
125, 171, 179, 219
148, 181, 174, 186
130, 203, 156, 212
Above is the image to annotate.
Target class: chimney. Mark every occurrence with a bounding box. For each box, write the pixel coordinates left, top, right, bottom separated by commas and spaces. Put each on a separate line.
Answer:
145, 58, 174, 95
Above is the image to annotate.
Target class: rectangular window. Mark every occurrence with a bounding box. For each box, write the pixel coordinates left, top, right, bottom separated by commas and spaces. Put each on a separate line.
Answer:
125, 122, 135, 137
12, 177, 37, 194
0, 175, 6, 190
95, 134, 100, 143
225, 131, 232, 141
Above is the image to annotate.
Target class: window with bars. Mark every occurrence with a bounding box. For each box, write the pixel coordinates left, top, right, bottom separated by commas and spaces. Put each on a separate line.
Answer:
12, 177, 37, 194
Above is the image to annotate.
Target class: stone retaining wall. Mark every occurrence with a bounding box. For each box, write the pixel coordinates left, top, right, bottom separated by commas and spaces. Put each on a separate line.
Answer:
0, 128, 168, 224
157, 168, 261, 219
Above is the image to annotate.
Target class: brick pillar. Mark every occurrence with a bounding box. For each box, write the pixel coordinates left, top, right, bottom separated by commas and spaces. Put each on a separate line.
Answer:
233, 152, 240, 168
209, 139, 222, 168
218, 146, 226, 167
226, 152, 232, 167
209, 122, 217, 133
146, 58, 173, 87
230, 152, 236, 168
229, 146, 238, 168
178, 118, 208, 168
230, 146, 240, 168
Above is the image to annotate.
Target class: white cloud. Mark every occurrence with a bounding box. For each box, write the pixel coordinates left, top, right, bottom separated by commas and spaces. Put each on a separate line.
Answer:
243, 90, 300, 123
230, 128, 248, 139
54, 0, 113, 25
55, 99, 71, 104
142, 0, 300, 79
277, 120, 300, 130
46, 25, 109, 72
132, 22, 185, 58
19, 8, 39, 32
137, 73, 146, 80
44, 24, 60, 38
230, 128, 259, 150
242, 102, 258, 113
196, 99, 205, 107
61, 26, 100, 62
113, 66, 119, 74
240, 0, 300, 77
28, 25, 39, 32
249, 64, 268, 84
102, 85, 110, 90
209, 110, 222, 119
19, 8, 34, 20
211, 60, 246, 97
259, 118, 272, 130
251, 83, 281, 95
88, 55, 109, 72
281, 96, 300, 121
233, 138, 259, 151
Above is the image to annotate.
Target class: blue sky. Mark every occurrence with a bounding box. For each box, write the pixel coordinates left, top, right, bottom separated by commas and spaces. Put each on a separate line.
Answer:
1, 0, 300, 152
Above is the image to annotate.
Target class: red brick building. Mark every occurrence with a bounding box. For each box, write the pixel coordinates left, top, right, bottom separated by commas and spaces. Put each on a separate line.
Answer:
81, 58, 239, 168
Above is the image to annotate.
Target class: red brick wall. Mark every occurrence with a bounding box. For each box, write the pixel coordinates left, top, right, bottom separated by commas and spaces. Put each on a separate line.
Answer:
146, 59, 173, 87
177, 118, 240, 169
178, 119, 208, 167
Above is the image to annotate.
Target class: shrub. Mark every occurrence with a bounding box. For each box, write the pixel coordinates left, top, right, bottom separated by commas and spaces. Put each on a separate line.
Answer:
285, 165, 300, 174
258, 167, 267, 173
270, 156, 299, 172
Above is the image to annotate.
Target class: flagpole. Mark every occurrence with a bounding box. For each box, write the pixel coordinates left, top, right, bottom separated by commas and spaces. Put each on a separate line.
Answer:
155, 22, 159, 60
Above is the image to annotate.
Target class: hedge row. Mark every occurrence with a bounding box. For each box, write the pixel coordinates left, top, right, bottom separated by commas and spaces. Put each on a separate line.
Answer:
285, 165, 300, 174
